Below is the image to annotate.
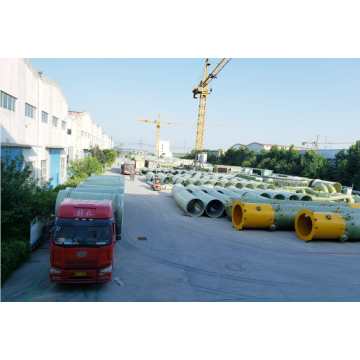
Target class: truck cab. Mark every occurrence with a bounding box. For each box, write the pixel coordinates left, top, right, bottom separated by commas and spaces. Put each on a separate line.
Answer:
49, 198, 119, 283
122, 161, 135, 175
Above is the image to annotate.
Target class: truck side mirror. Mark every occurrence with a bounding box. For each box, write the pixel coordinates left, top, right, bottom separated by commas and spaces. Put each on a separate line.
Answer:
116, 235, 121, 241
115, 225, 121, 236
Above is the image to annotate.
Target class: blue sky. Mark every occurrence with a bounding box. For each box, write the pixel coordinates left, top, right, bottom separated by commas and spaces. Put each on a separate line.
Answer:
29, 58, 360, 153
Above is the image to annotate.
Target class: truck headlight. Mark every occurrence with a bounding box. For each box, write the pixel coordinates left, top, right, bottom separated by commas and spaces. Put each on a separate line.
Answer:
100, 266, 112, 274
50, 267, 61, 274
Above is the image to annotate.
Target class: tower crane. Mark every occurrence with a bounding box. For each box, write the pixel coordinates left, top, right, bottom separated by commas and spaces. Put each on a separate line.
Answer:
192, 58, 231, 153
302, 135, 355, 149
140, 112, 230, 157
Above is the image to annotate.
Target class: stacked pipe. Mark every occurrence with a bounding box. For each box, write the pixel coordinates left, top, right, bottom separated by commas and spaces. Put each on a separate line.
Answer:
171, 184, 205, 217
56, 175, 125, 229
185, 185, 224, 218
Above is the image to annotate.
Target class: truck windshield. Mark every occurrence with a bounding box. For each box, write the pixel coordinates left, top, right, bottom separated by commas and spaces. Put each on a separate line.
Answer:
53, 226, 111, 247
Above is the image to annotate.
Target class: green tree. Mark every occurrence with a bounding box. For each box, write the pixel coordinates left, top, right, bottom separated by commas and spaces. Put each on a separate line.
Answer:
89, 144, 108, 165
1, 151, 57, 283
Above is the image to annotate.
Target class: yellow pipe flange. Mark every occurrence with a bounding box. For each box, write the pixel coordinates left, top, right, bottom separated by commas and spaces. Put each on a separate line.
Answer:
295, 209, 345, 242
232, 201, 275, 230
349, 204, 360, 208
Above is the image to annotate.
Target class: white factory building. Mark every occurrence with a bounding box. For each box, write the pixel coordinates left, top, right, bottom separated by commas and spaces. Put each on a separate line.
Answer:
230, 142, 307, 152
0, 58, 113, 188
159, 140, 172, 157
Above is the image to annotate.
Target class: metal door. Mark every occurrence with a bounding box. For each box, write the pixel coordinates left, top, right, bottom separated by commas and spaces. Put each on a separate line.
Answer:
49, 149, 61, 187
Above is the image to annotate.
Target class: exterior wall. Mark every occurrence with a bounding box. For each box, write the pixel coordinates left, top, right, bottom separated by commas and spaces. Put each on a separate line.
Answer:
67, 111, 112, 160
298, 148, 347, 160
1, 58, 113, 184
0, 58, 68, 186
159, 140, 172, 157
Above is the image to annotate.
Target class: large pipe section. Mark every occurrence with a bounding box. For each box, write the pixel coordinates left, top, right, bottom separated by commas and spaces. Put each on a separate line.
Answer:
231, 200, 360, 233
309, 179, 342, 193
66, 187, 124, 195
235, 182, 255, 189
295, 209, 360, 242
77, 181, 124, 188
156, 173, 170, 184
146, 172, 155, 181
185, 185, 224, 218
171, 185, 205, 217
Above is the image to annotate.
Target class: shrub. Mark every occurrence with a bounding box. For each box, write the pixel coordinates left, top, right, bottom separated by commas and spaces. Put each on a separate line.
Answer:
1, 239, 30, 284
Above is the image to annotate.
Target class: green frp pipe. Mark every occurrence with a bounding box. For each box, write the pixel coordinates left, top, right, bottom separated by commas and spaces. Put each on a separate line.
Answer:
237, 197, 358, 208
226, 199, 359, 220
84, 178, 125, 186
235, 182, 255, 189
311, 194, 355, 203
185, 185, 224, 218
204, 179, 217, 186
86, 176, 124, 182
194, 179, 207, 186
157, 173, 170, 184
172, 184, 186, 194
169, 175, 182, 184
69, 187, 124, 195
259, 182, 276, 190
271, 204, 360, 233
314, 184, 329, 193
327, 184, 336, 193
146, 172, 155, 182
185, 178, 197, 186
175, 178, 187, 186
247, 181, 266, 190
198, 186, 232, 207
310, 179, 342, 193
141, 167, 148, 175
305, 188, 329, 197
90, 174, 125, 179
233, 187, 286, 200
224, 186, 265, 199
300, 195, 313, 201
213, 186, 238, 197
78, 181, 124, 188
215, 180, 233, 188
55, 190, 124, 227
171, 186, 205, 217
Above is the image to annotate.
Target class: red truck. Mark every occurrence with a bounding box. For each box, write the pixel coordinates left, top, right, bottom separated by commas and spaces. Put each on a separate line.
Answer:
122, 161, 135, 175
47, 198, 121, 283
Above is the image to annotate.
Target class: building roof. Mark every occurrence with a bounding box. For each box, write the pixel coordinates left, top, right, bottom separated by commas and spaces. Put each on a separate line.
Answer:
230, 142, 308, 150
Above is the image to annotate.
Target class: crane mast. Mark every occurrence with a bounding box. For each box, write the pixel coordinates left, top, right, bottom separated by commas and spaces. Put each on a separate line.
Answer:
192, 58, 231, 151
140, 112, 229, 157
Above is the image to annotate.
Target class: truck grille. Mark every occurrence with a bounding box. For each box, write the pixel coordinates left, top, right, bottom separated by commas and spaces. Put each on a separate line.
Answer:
65, 259, 98, 269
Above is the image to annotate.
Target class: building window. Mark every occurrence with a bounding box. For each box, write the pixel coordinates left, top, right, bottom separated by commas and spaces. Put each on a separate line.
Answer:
42, 111, 48, 124
67, 129, 72, 135
1, 91, 16, 111
41, 160, 47, 184
25, 103, 36, 118
60, 157, 65, 178
82, 131, 84, 137
61, 121, 66, 130
25, 161, 36, 178
52, 116, 58, 127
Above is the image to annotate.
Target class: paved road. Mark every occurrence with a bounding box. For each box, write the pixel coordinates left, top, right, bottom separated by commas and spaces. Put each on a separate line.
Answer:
2, 159, 360, 302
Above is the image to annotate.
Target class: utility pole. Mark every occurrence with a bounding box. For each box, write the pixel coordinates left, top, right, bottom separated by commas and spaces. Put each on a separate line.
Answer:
139, 137, 143, 153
